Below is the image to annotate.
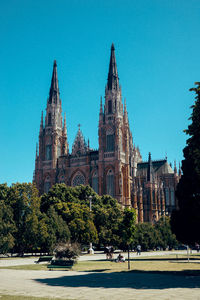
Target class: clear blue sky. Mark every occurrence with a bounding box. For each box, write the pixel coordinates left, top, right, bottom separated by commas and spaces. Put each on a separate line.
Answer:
0, 0, 200, 185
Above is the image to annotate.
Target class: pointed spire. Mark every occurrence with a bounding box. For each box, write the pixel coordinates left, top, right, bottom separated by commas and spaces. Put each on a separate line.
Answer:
178, 162, 182, 176
100, 96, 103, 114
49, 60, 59, 104
124, 98, 128, 123
40, 111, 43, 133
35, 143, 38, 158
107, 43, 119, 90
72, 124, 87, 156
174, 160, 177, 174
147, 152, 154, 182
63, 112, 67, 136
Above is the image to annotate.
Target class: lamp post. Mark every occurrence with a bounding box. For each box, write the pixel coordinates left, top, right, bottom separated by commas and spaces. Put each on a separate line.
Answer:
88, 195, 94, 254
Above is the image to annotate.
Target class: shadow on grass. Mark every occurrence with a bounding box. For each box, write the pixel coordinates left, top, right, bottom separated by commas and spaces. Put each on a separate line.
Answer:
35, 269, 200, 290
87, 257, 200, 263
130, 257, 200, 261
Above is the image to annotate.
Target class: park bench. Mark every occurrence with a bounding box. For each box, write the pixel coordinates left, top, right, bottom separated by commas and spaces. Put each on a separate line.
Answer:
35, 256, 53, 263
47, 259, 74, 270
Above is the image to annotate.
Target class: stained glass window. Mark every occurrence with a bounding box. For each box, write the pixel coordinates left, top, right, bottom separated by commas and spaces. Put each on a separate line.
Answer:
106, 169, 114, 197
171, 189, 175, 206
106, 134, 114, 152
165, 188, 169, 206
57, 143, 61, 157
108, 100, 112, 114
72, 172, 85, 186
46, 145, 52, 160
48, 113, 51, 126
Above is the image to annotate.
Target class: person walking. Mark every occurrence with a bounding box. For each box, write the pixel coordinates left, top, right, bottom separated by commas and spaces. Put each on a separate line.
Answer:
137, 244, 141, 255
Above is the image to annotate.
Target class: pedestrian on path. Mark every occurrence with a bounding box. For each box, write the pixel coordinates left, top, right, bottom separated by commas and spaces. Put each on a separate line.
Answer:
136, 244, 141, 255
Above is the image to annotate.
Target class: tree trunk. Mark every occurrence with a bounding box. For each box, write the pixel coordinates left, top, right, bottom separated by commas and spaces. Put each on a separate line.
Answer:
128, 247, 130, 270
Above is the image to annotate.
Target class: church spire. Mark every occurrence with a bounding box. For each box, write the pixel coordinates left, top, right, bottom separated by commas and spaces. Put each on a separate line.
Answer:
124, 98, 128, 123
100, 96, 103, 114
147, 152, 154, 182
63, 112, 67, 136
107, 43, 119, 90
35, 143, 38, 158
174, 160, 177, 174
49, 60, 59, 104
178, 162, 182, 177
40, 111, 43, 134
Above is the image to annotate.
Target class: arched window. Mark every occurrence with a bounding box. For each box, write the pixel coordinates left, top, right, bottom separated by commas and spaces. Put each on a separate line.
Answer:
44, 177, 51, 193
108, 100, 112, 114
165, 187, 169, 206
57, 142, 61, 157
92, 171, 98, 193
106, 135, 115, 152
171, 189, 175, 206
48, 113, 51, 126
72, 171, 86, 187
106, 169, 114, 197
46, 145, 52, 160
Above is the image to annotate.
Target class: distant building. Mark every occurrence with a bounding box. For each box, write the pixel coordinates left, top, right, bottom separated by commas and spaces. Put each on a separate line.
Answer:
34, 44, 180, 222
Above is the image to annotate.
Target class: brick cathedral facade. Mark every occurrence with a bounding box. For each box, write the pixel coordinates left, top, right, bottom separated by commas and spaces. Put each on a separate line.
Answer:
34, 44, 180, 222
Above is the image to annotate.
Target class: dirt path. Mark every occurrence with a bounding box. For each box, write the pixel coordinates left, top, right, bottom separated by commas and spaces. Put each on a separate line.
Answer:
0, 268, 200, 300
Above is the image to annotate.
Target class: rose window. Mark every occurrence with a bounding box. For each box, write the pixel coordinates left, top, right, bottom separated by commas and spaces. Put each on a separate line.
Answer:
72, 172, 85, 186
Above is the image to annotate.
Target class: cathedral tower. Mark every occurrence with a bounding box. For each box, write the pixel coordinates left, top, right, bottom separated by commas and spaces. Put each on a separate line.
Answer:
34, 61, 68, 194
98, 44, 132, 206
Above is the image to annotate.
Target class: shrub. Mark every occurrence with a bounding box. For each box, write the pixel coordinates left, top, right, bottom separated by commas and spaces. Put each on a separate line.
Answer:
54, 242, 81, 260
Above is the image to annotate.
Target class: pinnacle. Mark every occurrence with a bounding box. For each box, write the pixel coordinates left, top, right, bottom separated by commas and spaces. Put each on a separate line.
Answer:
49, 60, 59, 103
107, 43, 119, 90
147, 152, 154, 182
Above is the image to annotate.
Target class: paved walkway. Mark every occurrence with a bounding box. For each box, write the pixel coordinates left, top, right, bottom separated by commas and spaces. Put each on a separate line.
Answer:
0, 251, 200, 299
0, 250, 190, 266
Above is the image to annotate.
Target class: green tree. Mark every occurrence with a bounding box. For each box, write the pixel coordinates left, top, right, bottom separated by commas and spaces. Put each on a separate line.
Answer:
119, 208, 137, 269
42, 206, 70, 253
119, 208, 137, 249
171, 82, 200, 245
133, 222, 161, 251
93, 195, 123, 248
155, 216, 178, 250
8, 183, 43, 255
41, 184, 98, 245
0, 200, 16, 254
0, 184, 16, 255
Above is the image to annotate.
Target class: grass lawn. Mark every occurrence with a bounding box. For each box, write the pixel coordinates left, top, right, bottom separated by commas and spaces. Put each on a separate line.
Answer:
1, 254, 200, 274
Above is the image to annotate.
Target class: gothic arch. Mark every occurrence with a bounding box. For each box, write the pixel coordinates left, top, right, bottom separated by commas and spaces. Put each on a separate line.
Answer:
105, 167, 115, 197
58, 173, 65, 183
46, 136, 52, 145
44, 173, 51, 193
105, 165, 115, 174
71, 170, 86, 187
106, 126, 114, 135
91, 169, 98, 194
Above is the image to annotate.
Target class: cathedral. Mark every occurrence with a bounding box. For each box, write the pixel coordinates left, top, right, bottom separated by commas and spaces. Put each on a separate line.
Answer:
34, 44, 180, 223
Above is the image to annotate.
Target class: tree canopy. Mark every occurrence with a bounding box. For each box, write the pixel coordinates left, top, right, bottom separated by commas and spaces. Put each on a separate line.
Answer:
171, 82, 200, 245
